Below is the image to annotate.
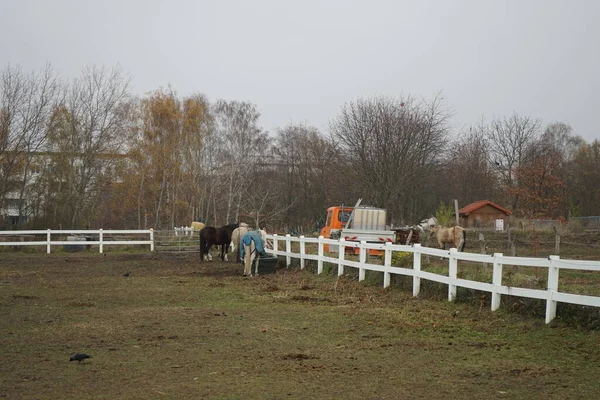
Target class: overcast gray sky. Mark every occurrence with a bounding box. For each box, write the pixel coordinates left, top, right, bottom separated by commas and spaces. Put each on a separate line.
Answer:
1, 0, 599, 141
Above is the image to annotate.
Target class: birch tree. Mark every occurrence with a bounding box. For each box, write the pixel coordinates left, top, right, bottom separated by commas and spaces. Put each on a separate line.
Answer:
212, 100, 269, 224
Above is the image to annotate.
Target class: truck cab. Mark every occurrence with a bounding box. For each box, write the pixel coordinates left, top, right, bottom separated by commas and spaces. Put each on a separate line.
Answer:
319, 206, 353, 241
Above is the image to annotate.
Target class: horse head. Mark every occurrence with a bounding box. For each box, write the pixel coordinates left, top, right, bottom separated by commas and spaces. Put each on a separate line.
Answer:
428, 225, 440, 240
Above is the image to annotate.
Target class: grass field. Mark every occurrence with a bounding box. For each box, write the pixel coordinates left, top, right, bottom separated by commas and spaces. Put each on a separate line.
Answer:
1, 251, 599, 399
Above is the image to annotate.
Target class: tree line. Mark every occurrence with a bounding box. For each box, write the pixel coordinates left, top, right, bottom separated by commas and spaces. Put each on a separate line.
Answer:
1, 64, 599, 231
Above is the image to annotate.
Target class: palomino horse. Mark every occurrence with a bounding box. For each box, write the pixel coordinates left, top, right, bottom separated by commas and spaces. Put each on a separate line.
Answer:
429, 225, 466, 251
240, 229, 267, 276
199, 223, 238, 262
230, 223, 250, 263
191, 221, 205, 231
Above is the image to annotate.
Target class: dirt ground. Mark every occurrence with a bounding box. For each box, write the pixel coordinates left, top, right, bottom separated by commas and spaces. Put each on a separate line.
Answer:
1, 251, 599, 399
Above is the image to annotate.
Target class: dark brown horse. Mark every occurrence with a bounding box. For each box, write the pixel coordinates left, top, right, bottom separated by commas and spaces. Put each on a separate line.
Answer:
199, 223, 239, 262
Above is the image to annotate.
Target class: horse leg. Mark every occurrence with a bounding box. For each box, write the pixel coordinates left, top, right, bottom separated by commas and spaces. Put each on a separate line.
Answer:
199, 234, 204, 262
254, 252, 260, 276
222, 243, 228, 261
457, 229, 466, 251
206, 244, 213, 261
243, 244, 252, 276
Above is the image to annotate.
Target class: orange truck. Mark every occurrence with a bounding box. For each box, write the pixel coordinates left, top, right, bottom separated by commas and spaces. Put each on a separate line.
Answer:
319, 201, 397, 255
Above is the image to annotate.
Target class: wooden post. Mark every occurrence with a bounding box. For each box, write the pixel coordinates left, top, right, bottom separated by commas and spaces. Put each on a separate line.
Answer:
508, 228, 517, 257
454, 199, 460, 226
405, 230, 413, 245
99, 229, 104, 253
479, 232, 487, 271
553, 226, 560, 255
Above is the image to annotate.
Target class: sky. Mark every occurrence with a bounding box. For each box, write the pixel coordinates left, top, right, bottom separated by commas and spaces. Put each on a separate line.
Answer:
1, 0, 599, 142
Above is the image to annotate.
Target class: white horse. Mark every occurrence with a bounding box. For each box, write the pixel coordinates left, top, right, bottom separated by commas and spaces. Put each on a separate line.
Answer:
230, 225, 250, 263
416, 217, 438, 233
241, 229, 267, 277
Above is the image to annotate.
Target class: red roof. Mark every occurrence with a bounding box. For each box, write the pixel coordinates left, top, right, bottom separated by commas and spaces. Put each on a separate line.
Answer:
458, 200, 512, 216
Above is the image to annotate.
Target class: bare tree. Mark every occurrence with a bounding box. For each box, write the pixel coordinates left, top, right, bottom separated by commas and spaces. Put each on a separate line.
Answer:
330, 94, 450, 224
486, 113, 541, 210
568, 140, 600, 216
42, 65, 131, 228
212, 100, 269, 224
444, 122, 498, 205
0, 64, 59, 227
273, 123, 345, 232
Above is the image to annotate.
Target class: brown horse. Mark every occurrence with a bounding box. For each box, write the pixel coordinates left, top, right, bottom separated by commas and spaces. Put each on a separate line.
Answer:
429, 225, 466, 251
199, 223, 238, 262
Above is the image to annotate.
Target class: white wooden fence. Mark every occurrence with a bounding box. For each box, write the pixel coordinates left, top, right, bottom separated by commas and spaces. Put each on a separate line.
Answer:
0, 229, 154, 253
265, 234, 600, 324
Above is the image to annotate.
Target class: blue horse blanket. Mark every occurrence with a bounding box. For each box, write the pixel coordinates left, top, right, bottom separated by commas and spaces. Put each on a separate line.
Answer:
240, 231, 266, 259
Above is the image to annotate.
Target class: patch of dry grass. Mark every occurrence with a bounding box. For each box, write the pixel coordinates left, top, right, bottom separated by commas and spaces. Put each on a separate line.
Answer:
0, 252, 599, 399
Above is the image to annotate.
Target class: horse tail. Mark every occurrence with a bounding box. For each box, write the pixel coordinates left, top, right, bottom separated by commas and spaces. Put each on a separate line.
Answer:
459, 228, 466, 251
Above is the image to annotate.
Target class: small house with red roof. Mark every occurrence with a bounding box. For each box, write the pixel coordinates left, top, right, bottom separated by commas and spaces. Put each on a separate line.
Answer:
457, 200, 512, 229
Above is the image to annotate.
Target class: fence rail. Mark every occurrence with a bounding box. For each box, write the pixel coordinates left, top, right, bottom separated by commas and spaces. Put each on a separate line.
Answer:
0, 229, 154, 253
265, 234, 600, 324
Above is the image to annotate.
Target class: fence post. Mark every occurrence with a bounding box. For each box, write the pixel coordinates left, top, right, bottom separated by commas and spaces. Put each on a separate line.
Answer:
150, 229, 155, 252
448, 248, 458, 301
285, 234, 291, 267
47, 229, 51, 254
383, 241, 392, 288
337, 238, 345, 276
300, 235, 306, 270
99, 229, 104, 254
545, 255, 560, 324
272, 234, 278, 253
317, 236, 324, 274
491, 253, 503, 311
413, 244, 421, 297
358, 241, 366, 281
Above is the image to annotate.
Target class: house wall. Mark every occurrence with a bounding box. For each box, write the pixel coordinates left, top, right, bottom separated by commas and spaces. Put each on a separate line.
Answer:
460, 204, 510, 229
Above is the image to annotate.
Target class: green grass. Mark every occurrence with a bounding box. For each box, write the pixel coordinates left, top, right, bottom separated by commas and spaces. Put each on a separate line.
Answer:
1, 252, 599, 399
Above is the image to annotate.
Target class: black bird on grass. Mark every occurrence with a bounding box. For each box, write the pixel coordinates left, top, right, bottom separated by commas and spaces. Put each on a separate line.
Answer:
123, 272, 130, 277
69, 353, 92, 362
